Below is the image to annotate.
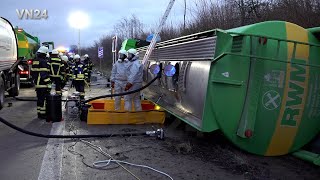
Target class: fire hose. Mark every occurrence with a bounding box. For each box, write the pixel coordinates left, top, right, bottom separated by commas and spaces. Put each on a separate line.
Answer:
13, 75, 159, 103
84, 75, 159, 103
0, 75, 162, 139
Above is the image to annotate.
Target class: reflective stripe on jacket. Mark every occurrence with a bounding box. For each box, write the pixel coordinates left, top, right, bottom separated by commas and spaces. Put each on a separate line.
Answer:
31, 57, 51, 88
73, 63, 87, 81
49, 57, 65, 78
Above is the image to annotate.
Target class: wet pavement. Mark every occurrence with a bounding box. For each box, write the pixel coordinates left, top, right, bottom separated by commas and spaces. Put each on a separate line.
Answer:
0, 73, 319, 180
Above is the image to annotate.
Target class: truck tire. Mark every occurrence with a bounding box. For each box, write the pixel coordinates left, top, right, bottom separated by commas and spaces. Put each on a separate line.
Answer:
8, 72, 20, 97
0, 78, 5, 110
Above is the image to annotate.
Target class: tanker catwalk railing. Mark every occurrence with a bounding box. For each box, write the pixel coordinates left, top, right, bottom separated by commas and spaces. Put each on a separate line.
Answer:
213, 32, 320, 68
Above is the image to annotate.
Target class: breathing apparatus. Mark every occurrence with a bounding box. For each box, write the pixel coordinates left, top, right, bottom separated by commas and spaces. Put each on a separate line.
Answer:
127, 48, 137, 61
118, 49, 127, 62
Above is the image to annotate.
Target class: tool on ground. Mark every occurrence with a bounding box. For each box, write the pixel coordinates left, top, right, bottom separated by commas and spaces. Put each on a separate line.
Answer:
46, 94, 62, 122
146, 128, 164, 140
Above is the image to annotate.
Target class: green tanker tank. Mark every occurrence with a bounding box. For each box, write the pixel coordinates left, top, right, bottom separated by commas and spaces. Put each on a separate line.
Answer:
15, 28, 40, 60
121, 39, 150, 51
137, 21, 320, 159
15, 28, 40, 84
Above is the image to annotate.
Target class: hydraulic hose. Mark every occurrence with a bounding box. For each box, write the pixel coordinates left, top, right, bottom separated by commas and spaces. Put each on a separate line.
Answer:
15, 97, 69, 102
14, 97, 37, 102
83, 75, 159, 103
14, 75, 160, 103
0, 75, 161, 139
0, 116, 146, 139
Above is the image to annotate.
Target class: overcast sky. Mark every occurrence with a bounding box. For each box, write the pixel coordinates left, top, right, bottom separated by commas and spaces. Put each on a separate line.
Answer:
1, 0, 196, 48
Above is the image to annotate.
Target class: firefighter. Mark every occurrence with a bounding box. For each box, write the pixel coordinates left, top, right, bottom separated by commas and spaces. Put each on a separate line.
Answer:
49, 49, 65, 95
110, 50, 128, 111
68, 54, 74, 64
68, 55, 75, 87
72, 54, 87, 99
31, 46, 51, 119
83, 54, 93, 83
61, 55, 69, 89
124, 48, 143, 111
46, 53, 50, 60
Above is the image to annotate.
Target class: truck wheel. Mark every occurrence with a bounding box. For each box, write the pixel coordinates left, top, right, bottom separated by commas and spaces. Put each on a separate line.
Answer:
0, 78, 5, 110
8, 72, 20, 97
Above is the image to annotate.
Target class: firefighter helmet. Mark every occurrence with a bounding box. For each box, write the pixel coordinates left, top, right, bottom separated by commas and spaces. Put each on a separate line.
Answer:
119, 49, 127, 55
74, 54, 80, 59
51, 49, 59, 55
61, 55, 68, 62
37, 46, 49, 54
127, 48, 137, 55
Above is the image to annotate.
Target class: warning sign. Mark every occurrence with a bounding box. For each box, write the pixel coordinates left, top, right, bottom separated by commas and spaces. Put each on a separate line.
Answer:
262, 90, 281, 110
264, 70, 285, 88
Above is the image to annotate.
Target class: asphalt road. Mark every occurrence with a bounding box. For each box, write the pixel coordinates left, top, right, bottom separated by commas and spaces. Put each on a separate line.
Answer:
0, 73, 319, 180
0, 86, 52, 180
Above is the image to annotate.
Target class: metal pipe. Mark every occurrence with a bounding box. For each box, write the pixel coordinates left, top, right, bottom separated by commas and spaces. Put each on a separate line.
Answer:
292, 150, 320, 166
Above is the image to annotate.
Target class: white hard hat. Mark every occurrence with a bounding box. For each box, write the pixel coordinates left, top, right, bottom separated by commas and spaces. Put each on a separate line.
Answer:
119, 49, 127, 55
37, 46, 49, 54
61, 55, 68, 62
70, 54, 74, 58
59, 52, 63, 56
51, 49, 59, 55
127, 48, 137, 55
74, 54, 80, 59
84, 54, 89, 58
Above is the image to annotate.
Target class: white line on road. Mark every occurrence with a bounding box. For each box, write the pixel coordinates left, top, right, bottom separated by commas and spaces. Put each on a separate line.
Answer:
38, 121, 65, 180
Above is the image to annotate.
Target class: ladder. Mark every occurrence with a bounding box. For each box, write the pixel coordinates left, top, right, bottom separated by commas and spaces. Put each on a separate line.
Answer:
141, 0, 176, 65
112, 36, 118, 65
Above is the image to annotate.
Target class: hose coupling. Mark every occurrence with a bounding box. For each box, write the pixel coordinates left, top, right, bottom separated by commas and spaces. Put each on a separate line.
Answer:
146, 128, 164, 140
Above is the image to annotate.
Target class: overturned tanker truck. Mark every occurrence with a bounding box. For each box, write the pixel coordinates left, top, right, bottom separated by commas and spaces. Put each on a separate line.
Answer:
0, 17, 20, 109
137, 21, 320, 164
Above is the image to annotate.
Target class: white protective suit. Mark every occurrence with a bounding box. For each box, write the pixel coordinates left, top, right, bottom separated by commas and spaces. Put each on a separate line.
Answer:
110, 59, 128, 110
124, 56, 143, 111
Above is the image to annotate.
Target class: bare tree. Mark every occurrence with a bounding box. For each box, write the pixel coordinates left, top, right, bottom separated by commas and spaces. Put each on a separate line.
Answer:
113, 14, 144, 39
83, 0, 320, 76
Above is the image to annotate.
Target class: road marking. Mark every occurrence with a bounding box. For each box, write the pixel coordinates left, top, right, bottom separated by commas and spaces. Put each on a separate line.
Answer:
38, 121, 65, 180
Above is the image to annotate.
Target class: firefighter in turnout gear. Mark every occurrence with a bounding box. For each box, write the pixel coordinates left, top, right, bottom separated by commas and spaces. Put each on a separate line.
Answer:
72, 54, 87, 99
31, 46, 51, 119
83, 54, 93, 83
68, 55, 75, 87
61, 55, 69, 89
49, 49, 65, 95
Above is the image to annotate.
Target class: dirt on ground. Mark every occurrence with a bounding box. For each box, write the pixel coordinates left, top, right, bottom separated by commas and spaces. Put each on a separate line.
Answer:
60, 73, 320, 180
162, 125, 320, 180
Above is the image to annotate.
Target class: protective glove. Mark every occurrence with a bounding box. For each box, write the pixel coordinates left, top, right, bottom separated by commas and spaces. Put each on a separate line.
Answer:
124, 83, 133, 91
47, 84, 52, 89
111, 81, 115, 88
